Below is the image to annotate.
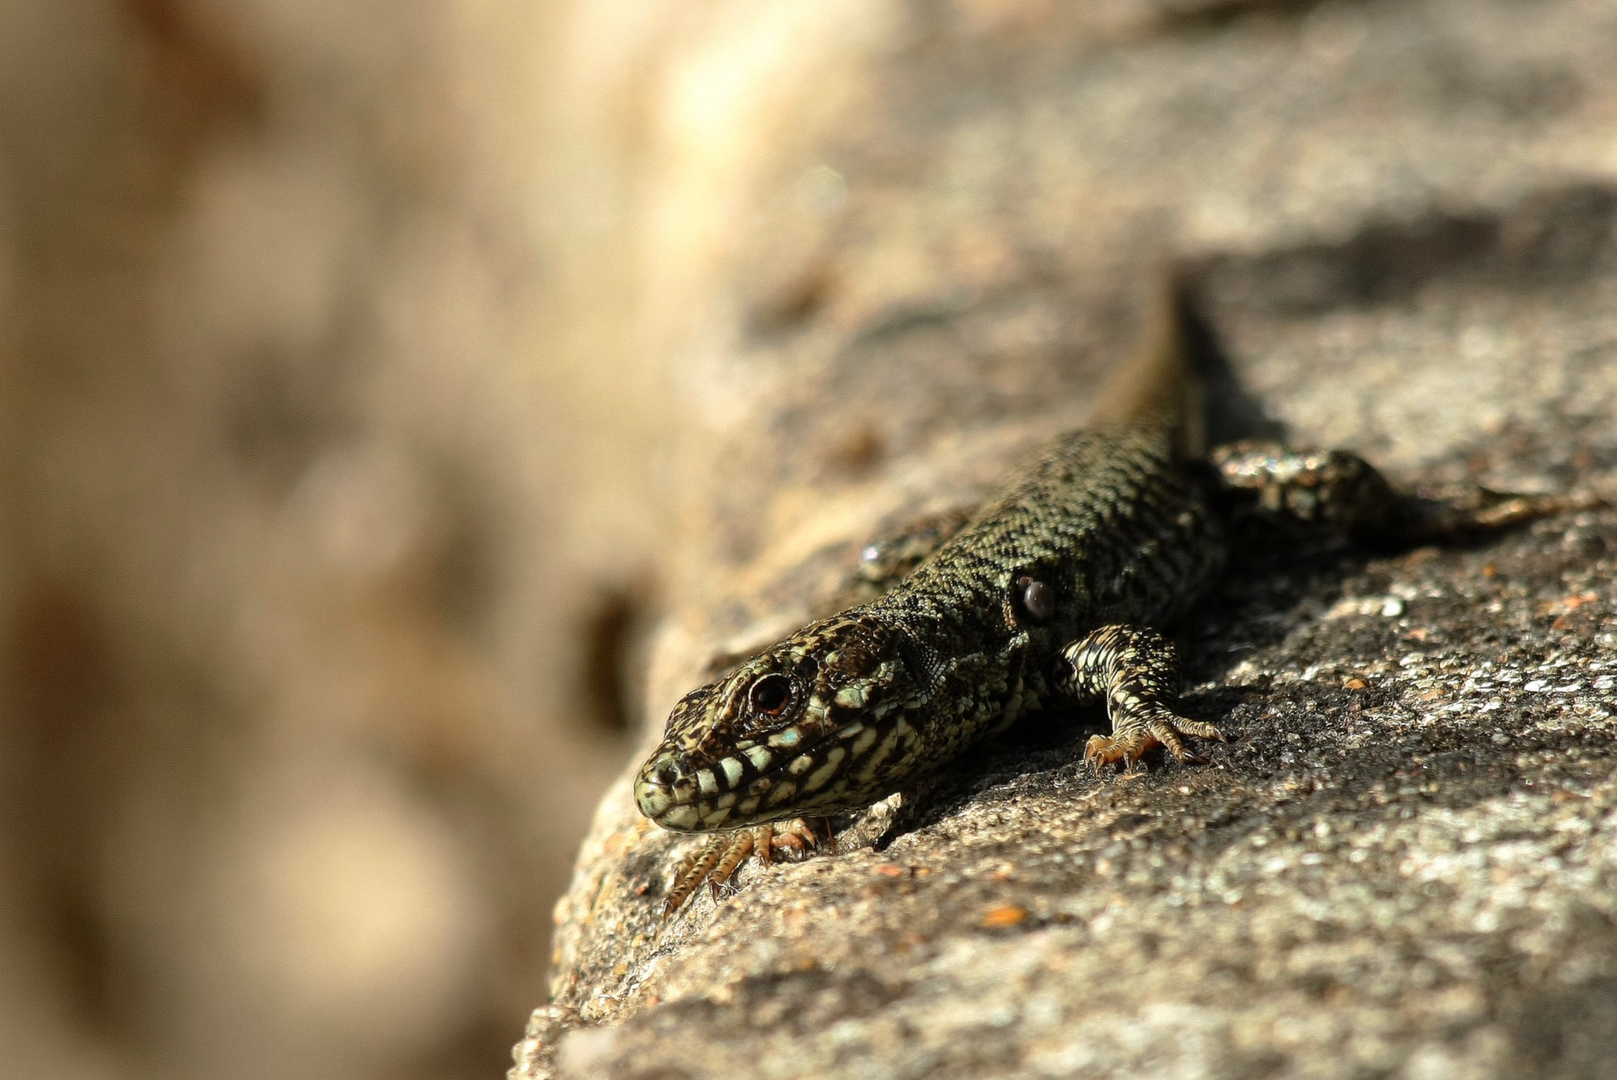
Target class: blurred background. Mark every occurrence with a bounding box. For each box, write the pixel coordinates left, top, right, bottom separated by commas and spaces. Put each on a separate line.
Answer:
0, 1, 672, 1077
5, 0, 1617, 1078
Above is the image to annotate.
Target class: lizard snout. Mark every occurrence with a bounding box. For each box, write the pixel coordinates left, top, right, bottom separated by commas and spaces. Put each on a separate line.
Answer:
634, 754, 698, 827
635, 746, 766, 830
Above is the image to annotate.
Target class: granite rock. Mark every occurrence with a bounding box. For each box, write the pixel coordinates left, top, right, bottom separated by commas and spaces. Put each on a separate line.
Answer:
520, 1, 1617, 1076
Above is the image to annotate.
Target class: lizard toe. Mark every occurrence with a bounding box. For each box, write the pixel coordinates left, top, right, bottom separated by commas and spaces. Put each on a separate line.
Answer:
663, 818, 835, 919
1084, 710, 1222, 771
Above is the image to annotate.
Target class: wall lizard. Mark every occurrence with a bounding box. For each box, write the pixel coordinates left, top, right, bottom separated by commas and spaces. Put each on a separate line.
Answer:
633, 300, 1576, 917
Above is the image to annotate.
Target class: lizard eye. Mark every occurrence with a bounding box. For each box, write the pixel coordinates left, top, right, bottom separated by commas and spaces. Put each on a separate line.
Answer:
748, 673, 792, 716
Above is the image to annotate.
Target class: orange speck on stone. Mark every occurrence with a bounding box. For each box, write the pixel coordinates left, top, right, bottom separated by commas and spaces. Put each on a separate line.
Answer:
981, 905, 1029, 928
1343, 677, 1367, 690
874, 864, 906, 878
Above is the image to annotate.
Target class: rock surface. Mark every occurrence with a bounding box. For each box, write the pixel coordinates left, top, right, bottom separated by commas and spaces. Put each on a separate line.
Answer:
519, 1, 1617, 1076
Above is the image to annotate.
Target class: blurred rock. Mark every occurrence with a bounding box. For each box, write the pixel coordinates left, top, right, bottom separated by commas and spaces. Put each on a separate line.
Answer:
0, 0, 656, 1078
535, 0, 1617, 1077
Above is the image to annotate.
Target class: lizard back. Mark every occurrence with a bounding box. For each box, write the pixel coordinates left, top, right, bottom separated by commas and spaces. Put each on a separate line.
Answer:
864, 423, 1228, 767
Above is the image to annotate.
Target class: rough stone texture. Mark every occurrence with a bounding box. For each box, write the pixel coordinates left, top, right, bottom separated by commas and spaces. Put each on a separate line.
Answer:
521, 1, 1617, 1077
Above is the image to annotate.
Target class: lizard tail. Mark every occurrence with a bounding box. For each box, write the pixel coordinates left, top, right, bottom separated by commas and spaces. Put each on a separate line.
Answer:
1087, 271, 1205, 459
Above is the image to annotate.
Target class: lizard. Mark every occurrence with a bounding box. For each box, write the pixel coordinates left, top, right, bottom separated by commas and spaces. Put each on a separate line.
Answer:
632, 294, 1579, 917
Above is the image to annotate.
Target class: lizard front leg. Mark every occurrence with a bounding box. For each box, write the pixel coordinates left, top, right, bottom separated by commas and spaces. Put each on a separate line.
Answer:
1059, 624, 1224, 769
662, 818, 835, 918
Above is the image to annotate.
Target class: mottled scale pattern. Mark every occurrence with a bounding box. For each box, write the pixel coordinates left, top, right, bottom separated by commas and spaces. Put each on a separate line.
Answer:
1060, 624, 1225, 767
635, 423, 1407, 915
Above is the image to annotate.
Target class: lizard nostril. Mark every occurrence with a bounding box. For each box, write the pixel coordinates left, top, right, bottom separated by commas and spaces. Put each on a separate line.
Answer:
653, 761, 679, 787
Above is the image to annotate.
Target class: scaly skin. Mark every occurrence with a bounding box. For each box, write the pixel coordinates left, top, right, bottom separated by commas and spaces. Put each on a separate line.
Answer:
637, 426, 1224, 827
635, 421, 1415, 915
628, 268, 1600, 916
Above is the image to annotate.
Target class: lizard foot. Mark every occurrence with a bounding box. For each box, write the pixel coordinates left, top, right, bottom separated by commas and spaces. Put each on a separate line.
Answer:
1084, 706, 1225, 770
1062, 625, 1225, 771
1398, 488, 1604, 543
663, 817, 834, 918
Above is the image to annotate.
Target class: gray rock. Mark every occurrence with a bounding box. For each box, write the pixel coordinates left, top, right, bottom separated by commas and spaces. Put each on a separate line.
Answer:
519, 1, 1617, 1076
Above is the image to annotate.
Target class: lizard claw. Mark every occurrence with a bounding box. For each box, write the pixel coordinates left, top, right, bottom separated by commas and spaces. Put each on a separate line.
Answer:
1064, 625, 1223, 774
662, 818, 832, 919
1084, 711, 1224, 771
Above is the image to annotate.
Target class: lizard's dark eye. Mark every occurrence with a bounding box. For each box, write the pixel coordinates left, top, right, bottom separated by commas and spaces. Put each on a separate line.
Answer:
749, 673, 792, 716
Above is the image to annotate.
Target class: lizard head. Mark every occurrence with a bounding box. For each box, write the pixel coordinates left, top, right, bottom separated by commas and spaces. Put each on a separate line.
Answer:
634, 611, 928, 831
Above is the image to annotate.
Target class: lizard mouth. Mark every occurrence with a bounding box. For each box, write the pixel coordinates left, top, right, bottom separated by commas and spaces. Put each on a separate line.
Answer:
635, 718, 888, 831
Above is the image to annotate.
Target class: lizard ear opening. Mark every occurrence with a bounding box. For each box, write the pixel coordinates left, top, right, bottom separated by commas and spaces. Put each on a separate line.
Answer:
1010, 574, 1056, 624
